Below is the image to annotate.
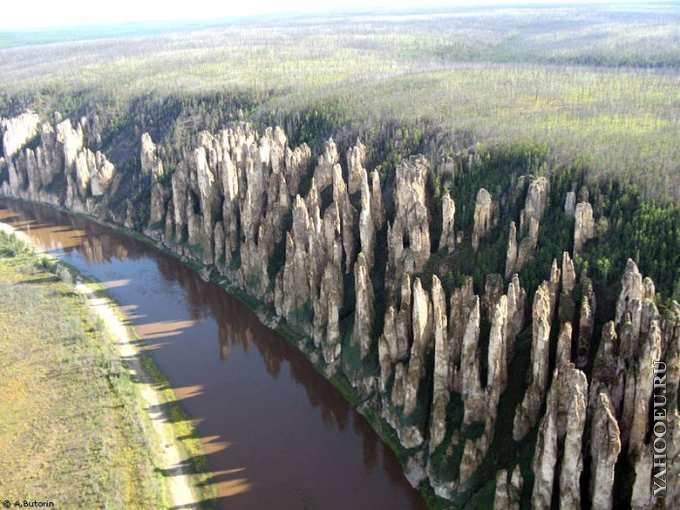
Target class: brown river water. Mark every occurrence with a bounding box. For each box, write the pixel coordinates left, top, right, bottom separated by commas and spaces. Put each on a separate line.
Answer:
0, 199, 426, 510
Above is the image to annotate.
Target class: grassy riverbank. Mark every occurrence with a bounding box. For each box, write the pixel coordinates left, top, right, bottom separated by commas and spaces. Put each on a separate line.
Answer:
0, 230, 204, 509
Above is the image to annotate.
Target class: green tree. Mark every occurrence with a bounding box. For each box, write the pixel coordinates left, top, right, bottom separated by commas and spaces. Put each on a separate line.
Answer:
596, 256, 611, 284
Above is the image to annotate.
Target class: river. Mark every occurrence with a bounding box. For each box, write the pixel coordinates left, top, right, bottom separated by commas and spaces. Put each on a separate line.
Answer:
0, 199, 426, 510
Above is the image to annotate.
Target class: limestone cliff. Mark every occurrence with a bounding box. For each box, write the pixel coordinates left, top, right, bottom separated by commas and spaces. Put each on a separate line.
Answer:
2, 110, 677, 510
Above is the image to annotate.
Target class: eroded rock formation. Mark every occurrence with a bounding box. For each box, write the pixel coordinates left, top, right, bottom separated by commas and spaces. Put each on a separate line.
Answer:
513, 280, 556, 441
386, 156, 431, 297
2, 110, 677, 510
471, 187, 493, 252
505, 176, 549, 276
1, 111, 40, 159
573, 200, 595, 256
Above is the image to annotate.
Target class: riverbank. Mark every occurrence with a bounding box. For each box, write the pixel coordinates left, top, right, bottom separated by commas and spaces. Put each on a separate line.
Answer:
0, 197, 438, 508
0, 222, 205, 509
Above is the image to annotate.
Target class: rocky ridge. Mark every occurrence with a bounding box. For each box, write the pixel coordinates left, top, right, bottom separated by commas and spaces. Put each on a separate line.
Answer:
1, 111, 677, 509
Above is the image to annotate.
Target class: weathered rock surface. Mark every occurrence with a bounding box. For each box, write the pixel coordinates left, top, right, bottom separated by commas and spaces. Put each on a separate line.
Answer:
141, 132, 165, 179
460, 296, 482, 424
564, 190, 576, 217
439, 192, 456, 252
556, 321, 573, 367
513, 281, 554, 441
1, 111, 40, 158
347, 140, 366, 194
573, 200, 595, 255
403, 278, 433, 417
314, 259, 344, 371
506, 176, 549, 274
531, 364, 587, 509
370, 170, 385, 229
430, 275, 450, 450
616, 258, 644, 330
313, 138, 339, 191
386, 156, 431, 298
0, 113, 119, 213
353, 252, 374, 359
471, 188, 493, 252
575, 277, 596, 368
505, 221, 518, 279
448, 277, 476, 392
5, 112, 680, 510
561, 251, 576, 296
590, 392, 622, 510
505, 274, 526, 362
494, 466, 523, 510
358, 167, 376, 268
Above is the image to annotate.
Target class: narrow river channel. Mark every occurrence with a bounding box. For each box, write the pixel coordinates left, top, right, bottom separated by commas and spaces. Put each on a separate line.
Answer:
0, 199, 426, 510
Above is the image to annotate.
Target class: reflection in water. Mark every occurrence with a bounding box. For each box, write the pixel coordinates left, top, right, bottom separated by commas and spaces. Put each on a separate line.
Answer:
0, 199, 425, 510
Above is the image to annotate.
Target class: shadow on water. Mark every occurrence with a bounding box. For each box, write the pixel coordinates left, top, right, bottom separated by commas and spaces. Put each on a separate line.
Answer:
0, 199, 426, 510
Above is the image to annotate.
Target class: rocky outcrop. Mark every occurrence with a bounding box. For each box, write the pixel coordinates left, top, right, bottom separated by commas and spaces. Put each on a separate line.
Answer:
471, 188, 493, 252
505, 222, 518, 279
458, 287, 516, 485
573, 200, 595, 255
430, 275, 450, 450
616, 258, 644, 330
0, 113, 119, 213
332, 163, 358, 274
1, 111, 40, 158
487, 295, 509, 396
589, 321, 623, 415
523, 177, 549, 225
314, 259, 344, 372
513, 281, 555, 441
556, 321, 573, 367
141, 132, 165, 178
353, 252, 374, 359
285, 143, 312, 199
403, 278, 433, 417
494, 466, 523, 510
575, 277, 596, 368
439, 192, 456, 252
448, 277, 476, 392
378, 274, 412, 390
278, 196, 315, 326
564, 190, 576, 217
382, 276, 434, 450
313, 138, 339, 191
505, 274, 526, 361
4, 111, 679, 510
370, 170, 385, 229
75, 147, 116, 197
357, 168, 376, 268
347, 140, 366, 194
144, 133, 169, 227
561, 251, 576, 296
386, 156, 431, 297
590, 392, 621, 510
625, 319, 661, 452
460, 296, 482, 424
531, 364, 588, 509
506, 177, 549, 275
